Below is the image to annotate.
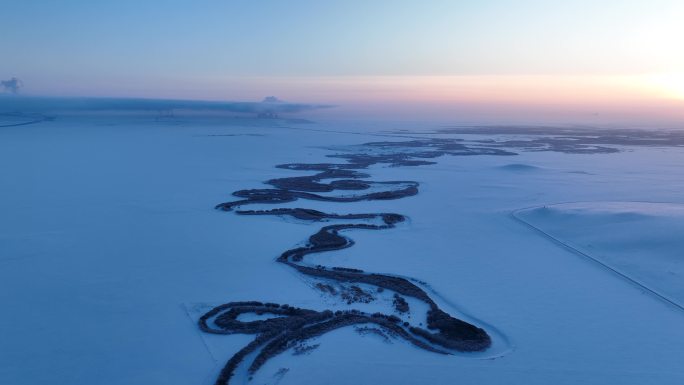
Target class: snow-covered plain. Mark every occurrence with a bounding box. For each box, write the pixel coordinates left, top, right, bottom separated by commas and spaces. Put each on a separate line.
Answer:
514, 202, 684, 309
2, 114, 684, 385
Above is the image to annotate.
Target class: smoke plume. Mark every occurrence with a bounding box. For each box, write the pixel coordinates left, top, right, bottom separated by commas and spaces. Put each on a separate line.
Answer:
1, 77, 22, 94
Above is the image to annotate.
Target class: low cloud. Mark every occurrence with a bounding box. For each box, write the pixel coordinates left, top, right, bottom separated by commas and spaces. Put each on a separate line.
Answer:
147, 96, 329, 115
0, 95, 334, 116
84, 96, 331, 114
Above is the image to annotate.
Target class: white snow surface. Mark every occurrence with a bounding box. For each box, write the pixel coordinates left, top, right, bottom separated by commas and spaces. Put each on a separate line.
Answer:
514, 202, 684, 308
1, 116, 684, 385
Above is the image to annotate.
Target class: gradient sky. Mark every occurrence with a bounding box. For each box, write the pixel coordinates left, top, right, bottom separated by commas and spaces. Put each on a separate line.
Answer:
2, 0, 683, 122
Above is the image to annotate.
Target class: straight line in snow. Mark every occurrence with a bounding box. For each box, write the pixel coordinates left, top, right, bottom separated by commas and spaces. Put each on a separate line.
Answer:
181, 303, 219, 363
509, 208, 684, 313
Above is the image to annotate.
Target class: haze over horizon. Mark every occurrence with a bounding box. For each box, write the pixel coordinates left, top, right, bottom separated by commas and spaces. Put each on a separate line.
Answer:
2, 0, 683, 124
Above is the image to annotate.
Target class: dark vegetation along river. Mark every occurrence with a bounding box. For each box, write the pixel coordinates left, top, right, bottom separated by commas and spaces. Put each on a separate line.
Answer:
199, 129, 684, 385
199, 138, 513, 385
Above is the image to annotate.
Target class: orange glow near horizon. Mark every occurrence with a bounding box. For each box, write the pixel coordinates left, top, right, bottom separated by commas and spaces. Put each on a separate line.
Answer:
229, 74, 684, 106
644, 73, 684, 101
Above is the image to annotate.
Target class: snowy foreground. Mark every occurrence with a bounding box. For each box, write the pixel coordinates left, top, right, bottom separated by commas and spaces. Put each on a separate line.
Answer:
2, 115, 684, 385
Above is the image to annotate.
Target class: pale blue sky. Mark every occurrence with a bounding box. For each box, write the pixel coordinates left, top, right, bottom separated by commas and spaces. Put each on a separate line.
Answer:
1, 0, 682, 99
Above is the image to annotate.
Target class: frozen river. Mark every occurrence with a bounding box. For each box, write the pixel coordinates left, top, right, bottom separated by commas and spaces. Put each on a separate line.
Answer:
2, 115, 684, 385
